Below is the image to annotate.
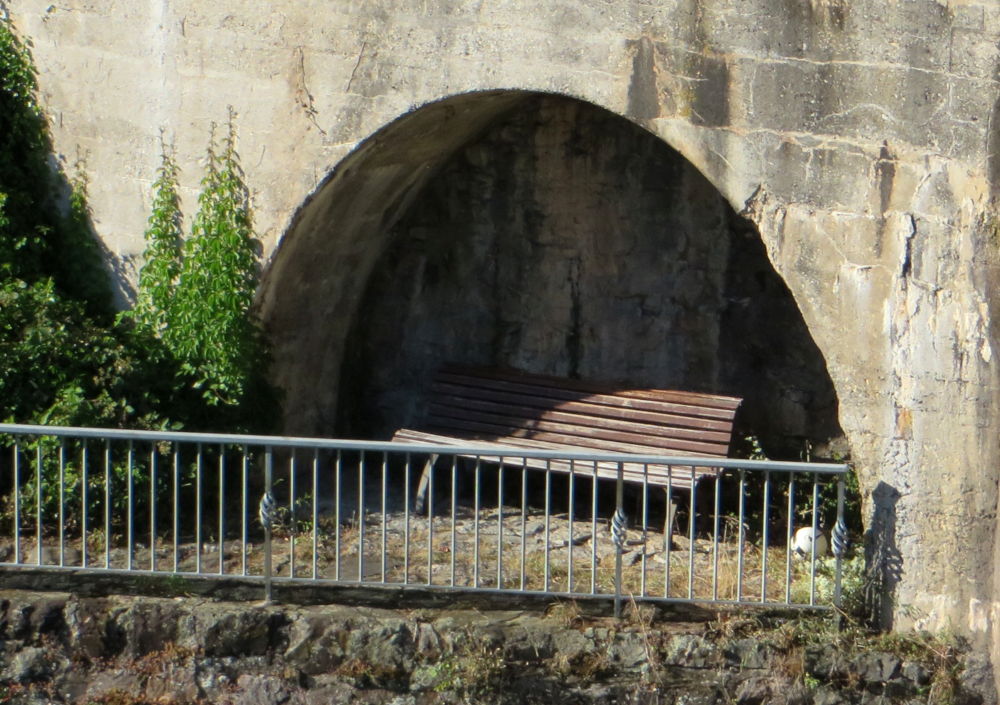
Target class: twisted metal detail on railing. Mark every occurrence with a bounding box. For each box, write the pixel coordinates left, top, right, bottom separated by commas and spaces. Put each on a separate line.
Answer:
258, 492, 277, 530
611, 508, 628, 550
832, 516, 850, 558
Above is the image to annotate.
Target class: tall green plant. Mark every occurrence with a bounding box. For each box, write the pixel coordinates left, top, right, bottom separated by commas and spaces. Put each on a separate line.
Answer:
132, 145, 183, 336
0, 17, 53, 280
0, 19, 111, 314
168, 115, 265, 409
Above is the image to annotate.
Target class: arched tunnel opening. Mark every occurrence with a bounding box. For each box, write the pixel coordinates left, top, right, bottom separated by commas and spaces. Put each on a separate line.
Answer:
259, 91, 849, 530
311, 94, 844, 461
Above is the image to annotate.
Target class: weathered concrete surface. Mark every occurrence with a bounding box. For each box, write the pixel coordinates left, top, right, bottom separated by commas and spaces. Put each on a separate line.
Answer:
3, 0, 1000, 692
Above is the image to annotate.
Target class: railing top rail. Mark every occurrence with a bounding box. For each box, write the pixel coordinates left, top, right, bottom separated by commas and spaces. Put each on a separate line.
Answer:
0, 423, 850, 474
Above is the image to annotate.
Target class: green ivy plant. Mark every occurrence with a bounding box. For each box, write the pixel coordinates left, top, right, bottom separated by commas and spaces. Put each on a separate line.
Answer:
0, 20, 111, 315
0, 16, 49, 279
0, 16, 122, 433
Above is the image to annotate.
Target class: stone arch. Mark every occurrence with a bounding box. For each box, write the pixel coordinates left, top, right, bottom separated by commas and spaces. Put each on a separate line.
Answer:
259, 90, 844, 460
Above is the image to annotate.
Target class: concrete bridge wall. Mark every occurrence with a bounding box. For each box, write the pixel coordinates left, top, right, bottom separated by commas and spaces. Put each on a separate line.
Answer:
5, 0, 1000, 684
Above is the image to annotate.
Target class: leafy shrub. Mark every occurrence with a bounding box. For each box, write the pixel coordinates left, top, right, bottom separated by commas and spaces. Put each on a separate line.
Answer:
131, 142, 183, 338
129, 117, 276, 432
0, 18, 276, 524
167, 115, 267, 412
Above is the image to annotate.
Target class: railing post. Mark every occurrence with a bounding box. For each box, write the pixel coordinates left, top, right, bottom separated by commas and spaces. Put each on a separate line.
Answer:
612, 462, 626, 619
259, 446, 275, 605
12, 441, 20, 564
810, 472, 820, 605
59, 439, 66, 567
832, 472, 849, 621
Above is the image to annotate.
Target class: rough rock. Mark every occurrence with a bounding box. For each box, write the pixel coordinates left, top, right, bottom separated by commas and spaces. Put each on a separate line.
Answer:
1, 587, 993, 704
960, 653, 997, 705
5, 647, 58, 682
234, 674, 298, 705
853, 651, 902, 685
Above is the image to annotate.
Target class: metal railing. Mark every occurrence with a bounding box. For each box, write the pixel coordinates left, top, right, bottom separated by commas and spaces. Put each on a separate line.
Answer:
0, 423, 850, 614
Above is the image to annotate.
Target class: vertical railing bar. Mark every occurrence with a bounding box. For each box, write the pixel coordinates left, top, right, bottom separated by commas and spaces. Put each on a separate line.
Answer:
380, 451, 387, 583
520, 458, 527, 591
736, 468, 746, 602
334, 449, 342, 581
263, 446, 274, 603
195, 443, 203, 574
497, 458, 504, 589
59, 439, 66, 567
785, 474, 795, 604
761, 470, 771, 603
590, 461, 598, 595
13, 442, 20, 564
403, 453, 411, 585
218, 445, 225, 575
426, 453, 433, 586
81, 441, 89, 569
104, 441, 110, 569
614, 461, 624, 618
568, 459, 575, 593
810, 472, 820, 606
241, 446, 248, 577
172, 444, 180, 574
149, 443, 156, 572
687, 465, 696, 599
712, 473, 720, 601
474, 457, 481, 588
312, 448, 319, 580
126, 440, 134, 571
36, 444, 42, 566
290, 451, 297, 579
665, 467, 672, 598
450, 455, 457, 587
641, 463, 649, 597
544, 459, 551, 592
357, 450, 365, 583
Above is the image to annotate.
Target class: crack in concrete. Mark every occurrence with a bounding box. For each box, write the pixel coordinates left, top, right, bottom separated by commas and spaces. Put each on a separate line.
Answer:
346, 39, 369, 94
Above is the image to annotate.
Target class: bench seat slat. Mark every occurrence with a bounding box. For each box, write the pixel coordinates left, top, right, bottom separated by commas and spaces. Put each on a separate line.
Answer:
440, 366, 742, 411
425, 414, 732, 456
391, 429, 710, 490
435, 374, 740, 420
427, 398, 735, 443
429, 389, 737, 433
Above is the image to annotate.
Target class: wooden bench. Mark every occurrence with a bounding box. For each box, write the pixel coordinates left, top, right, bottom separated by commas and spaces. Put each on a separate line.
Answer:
392, 366, 742, 529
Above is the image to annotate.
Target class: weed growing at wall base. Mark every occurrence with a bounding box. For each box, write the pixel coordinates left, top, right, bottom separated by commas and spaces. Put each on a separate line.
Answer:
131, 138, 182, 338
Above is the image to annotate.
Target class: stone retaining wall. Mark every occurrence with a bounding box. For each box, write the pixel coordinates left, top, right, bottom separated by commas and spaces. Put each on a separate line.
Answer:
0, 589, 993, 705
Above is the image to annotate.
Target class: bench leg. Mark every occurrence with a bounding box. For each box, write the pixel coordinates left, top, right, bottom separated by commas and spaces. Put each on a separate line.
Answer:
664, 491, 678, 541
413, 454, 439, 514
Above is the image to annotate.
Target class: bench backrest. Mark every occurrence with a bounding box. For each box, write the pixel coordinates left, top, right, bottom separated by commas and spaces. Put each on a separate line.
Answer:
421, 365, 741, 459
